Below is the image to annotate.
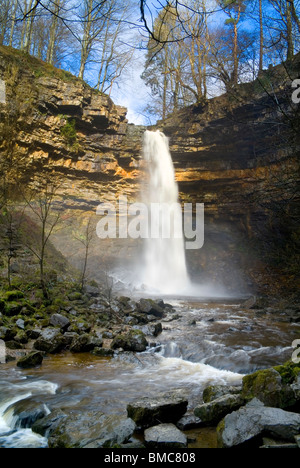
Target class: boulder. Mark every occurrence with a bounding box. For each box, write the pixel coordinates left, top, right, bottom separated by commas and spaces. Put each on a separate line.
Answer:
203, 385, 242, 403
134, 323, 162, 337
260, 437, 298, 449
4, 302, 23, 317
137, 299, 165, 318
49, 314, 70, 331
16, 319, 25, 330
194, 394, 245, 425
111, 329, 148, 352
242, 367, 297, 408
127, 390, 188, 428
144, 424, 187, 448
10, 399, 49, 427
84, 285, 100, 297
217, 398, 300, 448
70, 334, 103, 353
32, 409, 67, 437
26, 328, 42, 340
34, 328, 67, 354
17, 351, 44, 369
0, 326, 16, 341
43, 410, 136, 448
92, 347, 114, 357
176, 413, 203, 431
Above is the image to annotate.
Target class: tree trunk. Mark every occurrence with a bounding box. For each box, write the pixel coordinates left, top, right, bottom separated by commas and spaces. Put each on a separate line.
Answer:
286, 1, 294, 61
47, 0, 61, 64
259, 0, 264, 72
23, 0, 37, 53
9, 0, 18, 47
79, 0, 93, 80
233, 21, 239, 85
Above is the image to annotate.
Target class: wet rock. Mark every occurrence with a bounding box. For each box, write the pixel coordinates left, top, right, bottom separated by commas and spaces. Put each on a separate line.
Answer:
70, 334, 103, 353
137, 299, 165, 318
176, 413, 203, 430
92, 347, 114, 357
134, 323, 162, 337
217, 398, 300, 448
203, 385, 242, 403
144, 424, 187, 448
32, 409, 67, 437
111, 329, 148, 352
127, 390, 188, 429
242, 367, 297, 409
34, 328, 67, 354
260, 437, 298, 449
17, 351, 44, 369
10, 399, 49, 427
295, 434, 300, 448
46, 411, 136, 448
194, 394, 245, 425
49, 314, 70, 331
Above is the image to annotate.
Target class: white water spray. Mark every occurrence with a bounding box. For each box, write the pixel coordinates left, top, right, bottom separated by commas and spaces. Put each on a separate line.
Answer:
140, 130, 190, 294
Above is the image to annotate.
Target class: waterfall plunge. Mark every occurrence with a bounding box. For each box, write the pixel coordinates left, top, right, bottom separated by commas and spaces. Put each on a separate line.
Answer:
140, 130, 190, 295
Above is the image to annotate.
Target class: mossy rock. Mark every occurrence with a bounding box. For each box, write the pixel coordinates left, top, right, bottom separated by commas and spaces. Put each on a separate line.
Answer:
92, 347, 114, 357
0, 300, 5, 312
4, 302, 23, 317
14, 330, 29, 345
4, 291, 25, 301
111, 329, 148, 352
52, 297, 69, 309
242, 367, 296, 408
68, 292, 82, 301
17, 351, 44, 369
273, 361, 300, 385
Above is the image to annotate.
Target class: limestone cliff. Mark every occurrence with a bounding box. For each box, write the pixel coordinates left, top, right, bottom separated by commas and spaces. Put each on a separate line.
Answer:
0, 45, 299, 296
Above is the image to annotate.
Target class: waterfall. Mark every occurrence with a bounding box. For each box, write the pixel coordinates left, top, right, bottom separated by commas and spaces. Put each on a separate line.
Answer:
140, 130, 190, 295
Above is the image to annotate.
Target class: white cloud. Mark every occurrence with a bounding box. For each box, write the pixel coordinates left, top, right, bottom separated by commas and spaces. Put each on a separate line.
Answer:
110, 51, 151, 125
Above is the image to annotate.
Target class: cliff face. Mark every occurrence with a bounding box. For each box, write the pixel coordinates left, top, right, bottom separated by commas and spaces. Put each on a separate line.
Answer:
0, 45, 299, 295
0, 46, 142, 207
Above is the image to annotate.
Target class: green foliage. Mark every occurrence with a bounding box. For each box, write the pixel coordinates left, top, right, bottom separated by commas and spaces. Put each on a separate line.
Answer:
60, 118, 77, 146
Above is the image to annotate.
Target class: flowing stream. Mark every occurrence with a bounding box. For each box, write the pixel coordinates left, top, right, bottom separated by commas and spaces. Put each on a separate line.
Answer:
0, 299, 298, 448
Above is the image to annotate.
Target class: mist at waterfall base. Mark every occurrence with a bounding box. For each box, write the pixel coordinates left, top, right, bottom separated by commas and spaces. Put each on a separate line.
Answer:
112, 130, 232, 299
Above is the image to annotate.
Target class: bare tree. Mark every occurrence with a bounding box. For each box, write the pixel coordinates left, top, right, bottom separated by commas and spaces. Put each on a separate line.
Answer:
21, 180, 61, 298
73, 217, 94, 292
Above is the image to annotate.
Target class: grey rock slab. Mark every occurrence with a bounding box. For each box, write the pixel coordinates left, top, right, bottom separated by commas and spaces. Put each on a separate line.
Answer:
127, 390, 188, 428
144, 423, 188, 448
217, 398, 300, 448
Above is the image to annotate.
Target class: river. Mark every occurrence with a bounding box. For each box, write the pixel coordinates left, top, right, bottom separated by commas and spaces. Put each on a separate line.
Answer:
0, 297, 298, 448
